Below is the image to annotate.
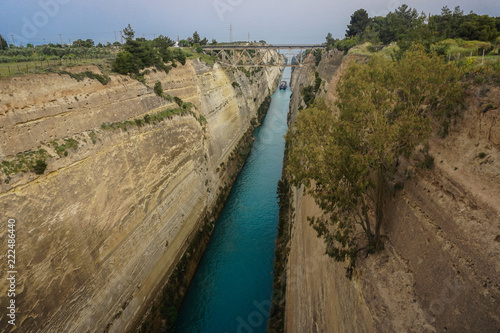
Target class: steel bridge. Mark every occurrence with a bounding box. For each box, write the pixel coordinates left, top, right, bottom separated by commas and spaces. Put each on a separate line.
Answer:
202, 44, 326, 68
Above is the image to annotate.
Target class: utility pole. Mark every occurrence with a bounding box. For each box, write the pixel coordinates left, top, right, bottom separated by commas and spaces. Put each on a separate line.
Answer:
10, 35, 14, 46
114, 31, 117, 43
59, 34, 63, 47
229, 23, 233, 43
248, 32, 250, 43
43, 38, 46, 45
120, 31, 123, 44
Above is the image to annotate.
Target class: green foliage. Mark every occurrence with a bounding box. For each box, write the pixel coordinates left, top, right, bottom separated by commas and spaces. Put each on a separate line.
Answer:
327, 5, 499, 60
112, 51, 136, 74
72, 39, 94, 48
335, 38, 357, 54
33, 159, 47, 174
50, 138, 79, 157
314, 72, 322, 93
111, 25, 191, 75
89, 131, 97, 144
301, 86, 315, 107
123, 24, 135, 40
1, 149, 49, 179
173, 48, 186, 65
286, 46, 464, 278
57, 70, 110, 85
478, 152, 487, 158
101, 103, 194, 132
232, 81, 240, 88
346, 9, 370, 38
0, 34, 8, 50
314, 49, 323, 66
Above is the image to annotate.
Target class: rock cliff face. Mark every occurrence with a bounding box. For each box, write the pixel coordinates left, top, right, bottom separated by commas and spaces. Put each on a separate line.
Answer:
282, 50, 500, 332
0, 60, 281, 332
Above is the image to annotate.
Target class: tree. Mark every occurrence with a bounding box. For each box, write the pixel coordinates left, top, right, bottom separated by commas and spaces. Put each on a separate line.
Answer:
173, 48, 186, 65
378, 5, 425, 44
154, 81, 163, 96
153, 35, 175, 49
123, 24, 135, 40
0, 34, 7, 50
192, 31, 201, 45
346, 9, 371, 38
72, 39, 94, 47
458, 14, 499, 41
112, 51, 136, 74
286, 46, 463, 278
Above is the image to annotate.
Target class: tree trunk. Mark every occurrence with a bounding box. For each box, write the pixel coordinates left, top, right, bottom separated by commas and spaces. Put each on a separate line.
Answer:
374, 164, 385, 242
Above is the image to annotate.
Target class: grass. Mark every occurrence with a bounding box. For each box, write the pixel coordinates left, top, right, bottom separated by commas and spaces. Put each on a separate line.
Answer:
0, 57, 114, 77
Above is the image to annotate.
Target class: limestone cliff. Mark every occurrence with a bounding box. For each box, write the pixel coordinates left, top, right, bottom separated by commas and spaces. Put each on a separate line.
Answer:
0, 60, 281, 332
280, 50, 500, 332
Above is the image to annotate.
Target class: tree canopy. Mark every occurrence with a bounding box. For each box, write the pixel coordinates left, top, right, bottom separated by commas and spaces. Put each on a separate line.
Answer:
111, 25, 196, 75
327, 5, 500, 54
346, 9, 370, 38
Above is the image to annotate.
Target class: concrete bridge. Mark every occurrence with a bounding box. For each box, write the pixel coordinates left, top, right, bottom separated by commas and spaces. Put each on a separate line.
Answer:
202, 44, 326, 68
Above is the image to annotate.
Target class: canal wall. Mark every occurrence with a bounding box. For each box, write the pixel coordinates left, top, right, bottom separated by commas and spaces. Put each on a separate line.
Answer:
278, 50, 500, 332
0, 60, 282, 332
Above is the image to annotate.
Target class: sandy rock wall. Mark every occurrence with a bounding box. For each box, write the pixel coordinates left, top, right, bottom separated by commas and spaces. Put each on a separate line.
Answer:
0, 60, 281, 332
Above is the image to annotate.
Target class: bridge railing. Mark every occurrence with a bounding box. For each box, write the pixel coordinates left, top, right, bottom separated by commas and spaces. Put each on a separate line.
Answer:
201, 44, 326, 68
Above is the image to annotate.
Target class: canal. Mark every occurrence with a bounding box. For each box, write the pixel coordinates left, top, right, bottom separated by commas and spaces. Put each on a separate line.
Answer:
175, 67, 291, 332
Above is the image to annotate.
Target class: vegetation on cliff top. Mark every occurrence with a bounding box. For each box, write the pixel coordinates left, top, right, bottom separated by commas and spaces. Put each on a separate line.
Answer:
326, 5, 500, 57
286, 46, 464, 278
111, 25, 215, 75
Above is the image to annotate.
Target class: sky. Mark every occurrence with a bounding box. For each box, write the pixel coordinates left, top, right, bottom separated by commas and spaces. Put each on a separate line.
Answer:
1, 0, 499, 46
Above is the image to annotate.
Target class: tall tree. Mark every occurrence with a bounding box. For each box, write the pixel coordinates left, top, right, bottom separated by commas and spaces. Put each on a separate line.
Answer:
192, 31, 201, 44
123, 24, 135, 40
346, 9, 371, 38
286, 46, 463, 278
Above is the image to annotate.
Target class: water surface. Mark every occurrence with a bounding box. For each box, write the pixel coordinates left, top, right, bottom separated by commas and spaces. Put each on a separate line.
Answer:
175, 68, 291, 333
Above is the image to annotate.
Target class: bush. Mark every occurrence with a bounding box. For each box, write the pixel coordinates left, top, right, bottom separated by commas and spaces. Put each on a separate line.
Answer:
33, 159, 47, 174
174, 96, 183, 107
154, 81, 163, 96
314, 72, 322, 93
112, 51, 136, 74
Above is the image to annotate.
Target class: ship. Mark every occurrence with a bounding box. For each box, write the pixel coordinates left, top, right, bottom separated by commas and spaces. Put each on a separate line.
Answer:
279, 81, 287, 90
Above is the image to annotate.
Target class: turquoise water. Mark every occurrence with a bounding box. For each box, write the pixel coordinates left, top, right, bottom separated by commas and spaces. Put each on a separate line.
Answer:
175, 68, 291, 333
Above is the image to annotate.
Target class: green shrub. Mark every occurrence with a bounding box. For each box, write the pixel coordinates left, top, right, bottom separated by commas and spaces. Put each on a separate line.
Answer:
478, 152, 487, 158
33, 159, 47, 174
232, 81, 240, 88
314, 72, 322, 93
174, 96, 183, 107
154, 81, 163, 96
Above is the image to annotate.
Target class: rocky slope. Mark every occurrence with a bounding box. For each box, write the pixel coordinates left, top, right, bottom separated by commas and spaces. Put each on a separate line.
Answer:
281, 50, 500, 332
0, 60, 281, 332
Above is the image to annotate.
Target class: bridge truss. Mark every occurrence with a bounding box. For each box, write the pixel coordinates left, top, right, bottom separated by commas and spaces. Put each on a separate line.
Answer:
202, 44, 326, 68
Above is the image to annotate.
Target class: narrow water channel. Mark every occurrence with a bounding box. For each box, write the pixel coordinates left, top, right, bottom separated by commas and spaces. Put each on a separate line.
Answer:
175, 68, 291, 332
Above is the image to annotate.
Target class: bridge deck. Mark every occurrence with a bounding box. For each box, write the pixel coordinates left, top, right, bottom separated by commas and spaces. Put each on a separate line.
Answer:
202, 44, 325, 50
